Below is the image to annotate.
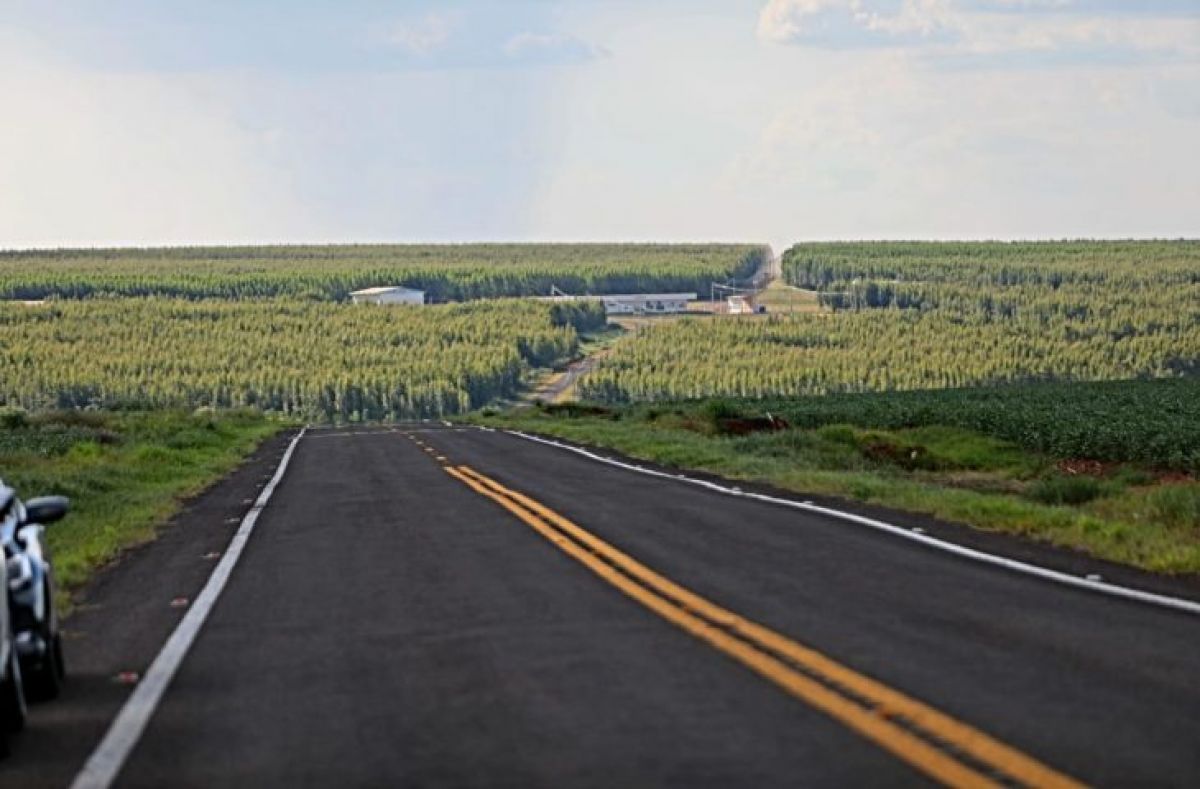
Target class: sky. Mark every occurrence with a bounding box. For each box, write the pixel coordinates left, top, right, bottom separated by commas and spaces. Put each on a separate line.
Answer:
1, 0, 1198, 250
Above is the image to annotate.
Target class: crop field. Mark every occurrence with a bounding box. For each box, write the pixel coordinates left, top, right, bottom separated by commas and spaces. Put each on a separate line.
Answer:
0, 298, 603, 420
0, 243, 766, 302
781, 240, 1198, 299
707, 378, 1200, 472
0, 243, 763, 421
580, 241, 1200, 402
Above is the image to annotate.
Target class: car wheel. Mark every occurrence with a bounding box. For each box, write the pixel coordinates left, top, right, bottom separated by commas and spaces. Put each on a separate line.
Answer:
27, 632, 64, 702
51, 631, 66, 683
27, 581, 65, 702
0, 646, 28, 756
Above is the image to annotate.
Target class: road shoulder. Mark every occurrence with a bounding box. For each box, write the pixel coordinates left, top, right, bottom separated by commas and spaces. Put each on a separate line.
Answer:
491, 427, 1200, 604
0, 429, 299, 788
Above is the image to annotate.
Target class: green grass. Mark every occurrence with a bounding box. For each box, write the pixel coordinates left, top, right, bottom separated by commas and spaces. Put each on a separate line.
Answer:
1026, 476, 1108, 506
473, 399, 1200, 575
754, 281, 823, 314
0, 409, 287, 598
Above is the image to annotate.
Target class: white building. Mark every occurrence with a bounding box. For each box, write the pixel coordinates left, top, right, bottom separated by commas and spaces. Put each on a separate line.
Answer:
601, 293, 696, 316
350, 286, 425, 306
727, 295, 755, 314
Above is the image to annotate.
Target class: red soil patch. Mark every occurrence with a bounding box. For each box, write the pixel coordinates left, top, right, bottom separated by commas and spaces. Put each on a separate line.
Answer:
1057, 458, 1194, 484
1056, 459, 1117, 477
716, 415, 791, 436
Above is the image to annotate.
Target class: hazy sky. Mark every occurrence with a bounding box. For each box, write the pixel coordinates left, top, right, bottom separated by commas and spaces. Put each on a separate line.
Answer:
2, 0, 1198, 250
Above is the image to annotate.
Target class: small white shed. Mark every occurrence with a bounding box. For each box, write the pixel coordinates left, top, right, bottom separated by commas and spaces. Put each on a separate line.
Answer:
727, 295, 755, 315
350, 286, 425, 306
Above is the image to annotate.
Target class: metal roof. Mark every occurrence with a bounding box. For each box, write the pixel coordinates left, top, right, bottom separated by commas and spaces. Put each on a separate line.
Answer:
600, 293, 697, 302
350, 286, 425, 296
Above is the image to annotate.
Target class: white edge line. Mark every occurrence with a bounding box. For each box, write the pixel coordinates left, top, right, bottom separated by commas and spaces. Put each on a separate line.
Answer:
70, 427, 308, 789
503, 429, 1200, 617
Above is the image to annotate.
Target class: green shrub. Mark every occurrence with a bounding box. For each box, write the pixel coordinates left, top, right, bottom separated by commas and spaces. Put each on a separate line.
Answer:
542, 403, 613, 419
703, 399, 742, 422
1146, 484, 1200, 529
1027, 475, 1106, 506
1111, 467, 1157, 487
858, 433, 942, 471
816, 424, 858, 446
0, 407, 28, 430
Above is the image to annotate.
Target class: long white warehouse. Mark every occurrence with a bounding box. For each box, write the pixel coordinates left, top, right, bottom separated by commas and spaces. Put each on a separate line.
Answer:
601, 293, 696, 316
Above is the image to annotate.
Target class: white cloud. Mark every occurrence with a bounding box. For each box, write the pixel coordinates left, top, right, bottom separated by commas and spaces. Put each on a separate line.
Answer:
383, 11, 462, 56
502, 32, 609, 63
980, 0, 1073, 8
3, 2, 1195, 250
719, 54, 1200, 237
757, 0, 832, 43
953, 13, 1200, 58
757, 0, 957, 45
530, 4, 1199, 243
857, 0, 958, 36
756, 0, 1200, 64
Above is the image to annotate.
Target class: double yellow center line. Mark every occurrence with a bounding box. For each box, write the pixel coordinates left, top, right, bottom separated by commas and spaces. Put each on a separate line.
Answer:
420, 437, 1081, 787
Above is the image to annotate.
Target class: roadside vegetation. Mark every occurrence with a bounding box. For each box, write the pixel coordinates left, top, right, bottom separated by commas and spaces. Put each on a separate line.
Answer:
475, 378, 1200, 574
740, 378, 1200, 471
0, 408, 285, 596
0, 243, 766, 302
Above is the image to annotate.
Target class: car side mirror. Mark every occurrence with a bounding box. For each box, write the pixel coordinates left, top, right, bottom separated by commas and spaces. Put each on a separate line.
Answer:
24, 496, 69, 525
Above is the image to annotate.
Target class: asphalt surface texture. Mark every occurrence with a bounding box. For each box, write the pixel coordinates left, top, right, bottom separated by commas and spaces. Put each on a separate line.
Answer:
4, 423, 1199, 787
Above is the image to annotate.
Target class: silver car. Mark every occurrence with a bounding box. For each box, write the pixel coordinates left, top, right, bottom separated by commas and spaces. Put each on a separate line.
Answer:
0, 484, 27, 757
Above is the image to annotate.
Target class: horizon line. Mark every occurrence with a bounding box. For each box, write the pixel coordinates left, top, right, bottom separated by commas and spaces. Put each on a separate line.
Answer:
3, 236, 1199, 254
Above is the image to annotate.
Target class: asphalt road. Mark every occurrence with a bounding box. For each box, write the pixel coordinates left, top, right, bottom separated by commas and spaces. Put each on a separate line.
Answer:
5, 424, 1200, 787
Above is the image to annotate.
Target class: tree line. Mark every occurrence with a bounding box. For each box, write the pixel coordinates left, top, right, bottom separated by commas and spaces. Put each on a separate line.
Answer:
0, 244, 768, 303
0, 299, 604, 421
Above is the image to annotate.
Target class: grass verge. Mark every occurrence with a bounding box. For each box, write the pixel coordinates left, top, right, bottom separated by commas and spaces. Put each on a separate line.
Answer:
472, 400, 1200, 575
0, 408, 287, 599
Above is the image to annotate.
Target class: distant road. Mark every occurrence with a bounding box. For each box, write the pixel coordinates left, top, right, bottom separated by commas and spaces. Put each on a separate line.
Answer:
752, 246, 782, 288
7, 425, 1200, 787
535, 353, 605, 404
